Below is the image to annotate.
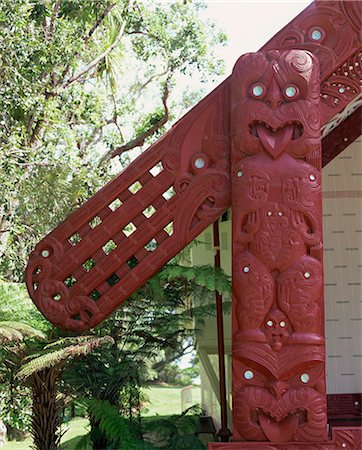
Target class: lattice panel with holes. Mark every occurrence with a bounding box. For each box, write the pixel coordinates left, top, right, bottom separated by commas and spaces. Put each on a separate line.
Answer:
26, 87, 230, 330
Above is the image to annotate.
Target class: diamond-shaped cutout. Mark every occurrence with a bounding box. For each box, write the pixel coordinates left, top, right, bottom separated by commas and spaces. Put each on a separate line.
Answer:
144, 238, 158, 252
127, 256, 139, 269
162, 186, 175, 200
89, 216, 102, 229
164, 222, 174, 236
129, 181, 142, 194
82, 258, 96, 272
68, 233, 82, 246
89, 290, 101, 301
149, 162, 164, 177
123, 222, 136, 236
109, 198, 122, 212
106, 273, 120, 286
102, 240, 117, 255
64, 275, 77, 288
143, 205, 156, 218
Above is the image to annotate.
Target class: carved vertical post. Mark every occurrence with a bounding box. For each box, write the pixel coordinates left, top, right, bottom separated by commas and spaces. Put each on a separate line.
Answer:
231, 50, 326, 444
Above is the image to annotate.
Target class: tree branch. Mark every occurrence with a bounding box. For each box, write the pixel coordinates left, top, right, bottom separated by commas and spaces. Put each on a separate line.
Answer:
49, 0, 61, 38
63, 0, 133, 89
85, 3, 117, 42
99, 72, 173, 163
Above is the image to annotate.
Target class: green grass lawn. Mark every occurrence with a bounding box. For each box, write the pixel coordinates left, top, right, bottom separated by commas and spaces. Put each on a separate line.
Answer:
2, 417, 90, 450
2, 385, 201, 449
143, 384, 201, 416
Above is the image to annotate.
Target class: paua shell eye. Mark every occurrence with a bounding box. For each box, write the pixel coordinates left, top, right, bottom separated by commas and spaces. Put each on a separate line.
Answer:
250, 83, 266, 98
284, 85, 299, 99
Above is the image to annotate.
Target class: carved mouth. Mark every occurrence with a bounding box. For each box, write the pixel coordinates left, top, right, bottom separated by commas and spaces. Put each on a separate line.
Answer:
250, 121, 303, 140
251, 408, 307, 442
249, 121, 303, 158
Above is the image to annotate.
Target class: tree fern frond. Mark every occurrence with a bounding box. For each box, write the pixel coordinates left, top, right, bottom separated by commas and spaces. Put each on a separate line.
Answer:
17, 336, 114, 379
0, 321, 45, 342
160, 264, 231, 295
86, 398, 156, 449
44, 335, 101, 350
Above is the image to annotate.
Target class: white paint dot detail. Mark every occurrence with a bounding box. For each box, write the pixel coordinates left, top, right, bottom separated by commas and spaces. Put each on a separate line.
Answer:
266, 320, 273, 327
252, 85, 264, 97
237, 171, 243, 178
311, 29, 322, 41
41, 250, 50, 258
267, 211, 272, 216
280, 321, 286, 328
304, 272, 311, 279
243, 266, 250, 273
339, 87, 345, 94
342, 443, 347, 448
309, 174, 316, 181
244, 370, 254, 380
278, 211, 283, 216
285, 86, 297, 98
195, 158, 205, 169
300, 373, 310, 383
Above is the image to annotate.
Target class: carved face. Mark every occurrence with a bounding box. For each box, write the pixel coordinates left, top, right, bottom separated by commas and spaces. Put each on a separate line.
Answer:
232, 354, 327, 442
231, 50, 320, 159
262, 309, 291, 351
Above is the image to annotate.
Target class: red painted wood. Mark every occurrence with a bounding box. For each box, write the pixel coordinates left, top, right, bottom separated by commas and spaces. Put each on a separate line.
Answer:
322, 107, 362, 167
231, 50, 326, 443
213, 220, 232, 442
327, 393, 362, 426
208, 427, 362, 449
26, 88, 231, 330
25, 1, 362, 332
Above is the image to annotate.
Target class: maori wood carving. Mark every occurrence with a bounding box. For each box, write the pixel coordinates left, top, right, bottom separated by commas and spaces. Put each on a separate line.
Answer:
25, 1, 362, 446
26, 0, 361, 332
26, 88, 230, 331
231, 50, 326, 443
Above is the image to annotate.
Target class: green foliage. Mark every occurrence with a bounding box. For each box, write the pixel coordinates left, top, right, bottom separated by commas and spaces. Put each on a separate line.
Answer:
17, 336, 114, 379
0, 279, 47, 436
80, 399, 205, 450
0, 385, 32, 438
0, 2, 228, 446
145, 405, 205, 450
155, 356, 199, 386
85, 398, 154, 450
160, 264, 231, 295
0, 0, 227, 282
0, 321, 45, 343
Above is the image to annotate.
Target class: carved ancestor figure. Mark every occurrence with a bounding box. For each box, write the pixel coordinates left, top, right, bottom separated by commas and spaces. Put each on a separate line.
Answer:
231, 50, 327, 442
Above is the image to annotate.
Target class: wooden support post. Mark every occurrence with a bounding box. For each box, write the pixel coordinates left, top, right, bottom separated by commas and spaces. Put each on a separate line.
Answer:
209, 47, 362, 450
213, 220, 232, 442
231, 50, 326, 445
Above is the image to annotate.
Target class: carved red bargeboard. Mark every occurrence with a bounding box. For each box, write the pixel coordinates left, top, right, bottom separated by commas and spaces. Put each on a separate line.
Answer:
26, 87, 231, 331
25, 0, 361, 332
231, 50, 327, 443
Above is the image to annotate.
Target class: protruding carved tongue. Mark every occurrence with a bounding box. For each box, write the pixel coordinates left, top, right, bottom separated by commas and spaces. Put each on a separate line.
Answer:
259, 412, 299, 442
256, 123, 294, 158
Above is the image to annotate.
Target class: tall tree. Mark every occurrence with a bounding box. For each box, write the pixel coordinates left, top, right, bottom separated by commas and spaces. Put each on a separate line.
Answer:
0, 0, 226, 281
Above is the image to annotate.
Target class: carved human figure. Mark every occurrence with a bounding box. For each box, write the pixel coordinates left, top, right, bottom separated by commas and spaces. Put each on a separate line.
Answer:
233, 354, 327, 442
231, 50, 326, 442
262, 309, 291, 351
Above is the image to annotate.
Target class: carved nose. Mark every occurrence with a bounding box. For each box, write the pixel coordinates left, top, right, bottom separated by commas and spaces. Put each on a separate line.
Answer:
266, 381, 288, 399
265, 96, 282, 110
265, 77, 282, 110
